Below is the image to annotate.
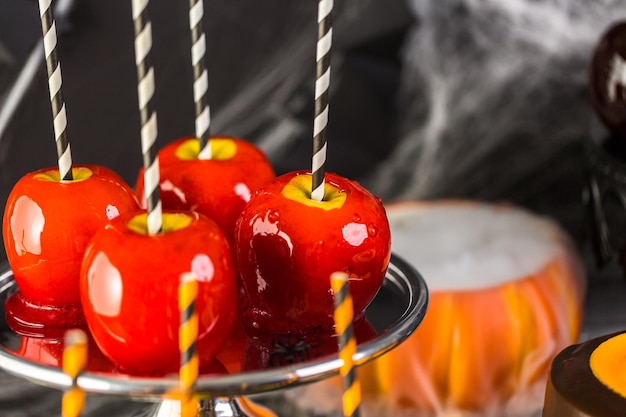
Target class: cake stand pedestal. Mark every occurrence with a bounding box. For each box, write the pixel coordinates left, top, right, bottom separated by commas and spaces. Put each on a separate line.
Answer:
0, 254, 428, 417
134, 397, 277, 417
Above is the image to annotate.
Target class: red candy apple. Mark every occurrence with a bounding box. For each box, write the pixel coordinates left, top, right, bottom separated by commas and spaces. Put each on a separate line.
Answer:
135, 136, 275, 244
2, 165, 139, 328
234, 170, 391, 341
80, 210, 238, 375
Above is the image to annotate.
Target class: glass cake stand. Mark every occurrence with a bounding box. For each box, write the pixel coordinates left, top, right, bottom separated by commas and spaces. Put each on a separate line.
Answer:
0, 254, 428, 417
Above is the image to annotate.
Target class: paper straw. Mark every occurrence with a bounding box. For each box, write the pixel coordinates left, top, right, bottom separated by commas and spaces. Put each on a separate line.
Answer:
331, 272, 361, 417
188, 0, 212, 159
179, 272, 199, 417
38, 0, 73, 181
62, 329, 87, 417
131, 0, 162, 235
311, 0, 333, 202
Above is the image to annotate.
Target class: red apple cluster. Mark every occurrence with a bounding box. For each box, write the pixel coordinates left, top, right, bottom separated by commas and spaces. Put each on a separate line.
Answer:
2, 135, 392, 375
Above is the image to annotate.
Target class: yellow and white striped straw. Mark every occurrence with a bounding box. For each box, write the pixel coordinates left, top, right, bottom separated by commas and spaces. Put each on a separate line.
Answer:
62, 329, 87, 417
331, 272, 361, 417
179, 272, 199, 417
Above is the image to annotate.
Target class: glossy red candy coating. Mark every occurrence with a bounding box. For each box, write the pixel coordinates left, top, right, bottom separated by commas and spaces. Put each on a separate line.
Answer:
14, 333, 228, 376
135, 137, 275, 244
215, 313, 248, 374
80, 210, 238, 375
5, 293, 87, 333
16, 334, 115, 373
234, 170, 391, 340
242, 316, 377, 370
2, 165, 139, 311
590, 21, 626, 137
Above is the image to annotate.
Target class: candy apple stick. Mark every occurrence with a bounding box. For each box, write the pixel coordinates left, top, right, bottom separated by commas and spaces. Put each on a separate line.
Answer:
38, 0, 73, 180
62, 329, 87, 417
331, 272, 361, 417
311, 0, 333, 202
131, 0, 162, 235
179, 272, 199, 417
188, 0, 212, 159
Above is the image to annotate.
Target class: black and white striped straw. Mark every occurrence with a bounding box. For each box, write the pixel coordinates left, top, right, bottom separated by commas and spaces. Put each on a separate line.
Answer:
188, 0, 212, 159
38, 0, 73, 181
131, 0, 162, 235
311, 0, 333, 202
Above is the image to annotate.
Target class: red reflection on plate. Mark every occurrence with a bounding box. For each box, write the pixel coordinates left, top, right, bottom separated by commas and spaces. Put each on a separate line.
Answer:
242, 317, 377, 371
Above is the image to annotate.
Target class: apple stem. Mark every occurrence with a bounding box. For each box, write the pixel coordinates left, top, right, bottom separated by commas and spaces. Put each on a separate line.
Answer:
189, 0, 212, 160
311, 0, 333, 202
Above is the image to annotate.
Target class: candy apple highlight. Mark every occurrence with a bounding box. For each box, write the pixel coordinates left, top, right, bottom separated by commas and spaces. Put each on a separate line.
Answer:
80, 210, 238, 375
3, 165, 139, 329
235, 170, 391, 340
135, 136, 275, 244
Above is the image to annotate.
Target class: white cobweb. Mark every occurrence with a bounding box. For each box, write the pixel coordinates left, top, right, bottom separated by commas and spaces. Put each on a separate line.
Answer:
365, 0, 626, 205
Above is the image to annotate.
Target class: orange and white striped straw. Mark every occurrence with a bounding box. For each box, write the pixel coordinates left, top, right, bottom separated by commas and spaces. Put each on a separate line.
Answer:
179, 272, 199, 417
331, 272, 361, 417
62, 329, 87, 417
